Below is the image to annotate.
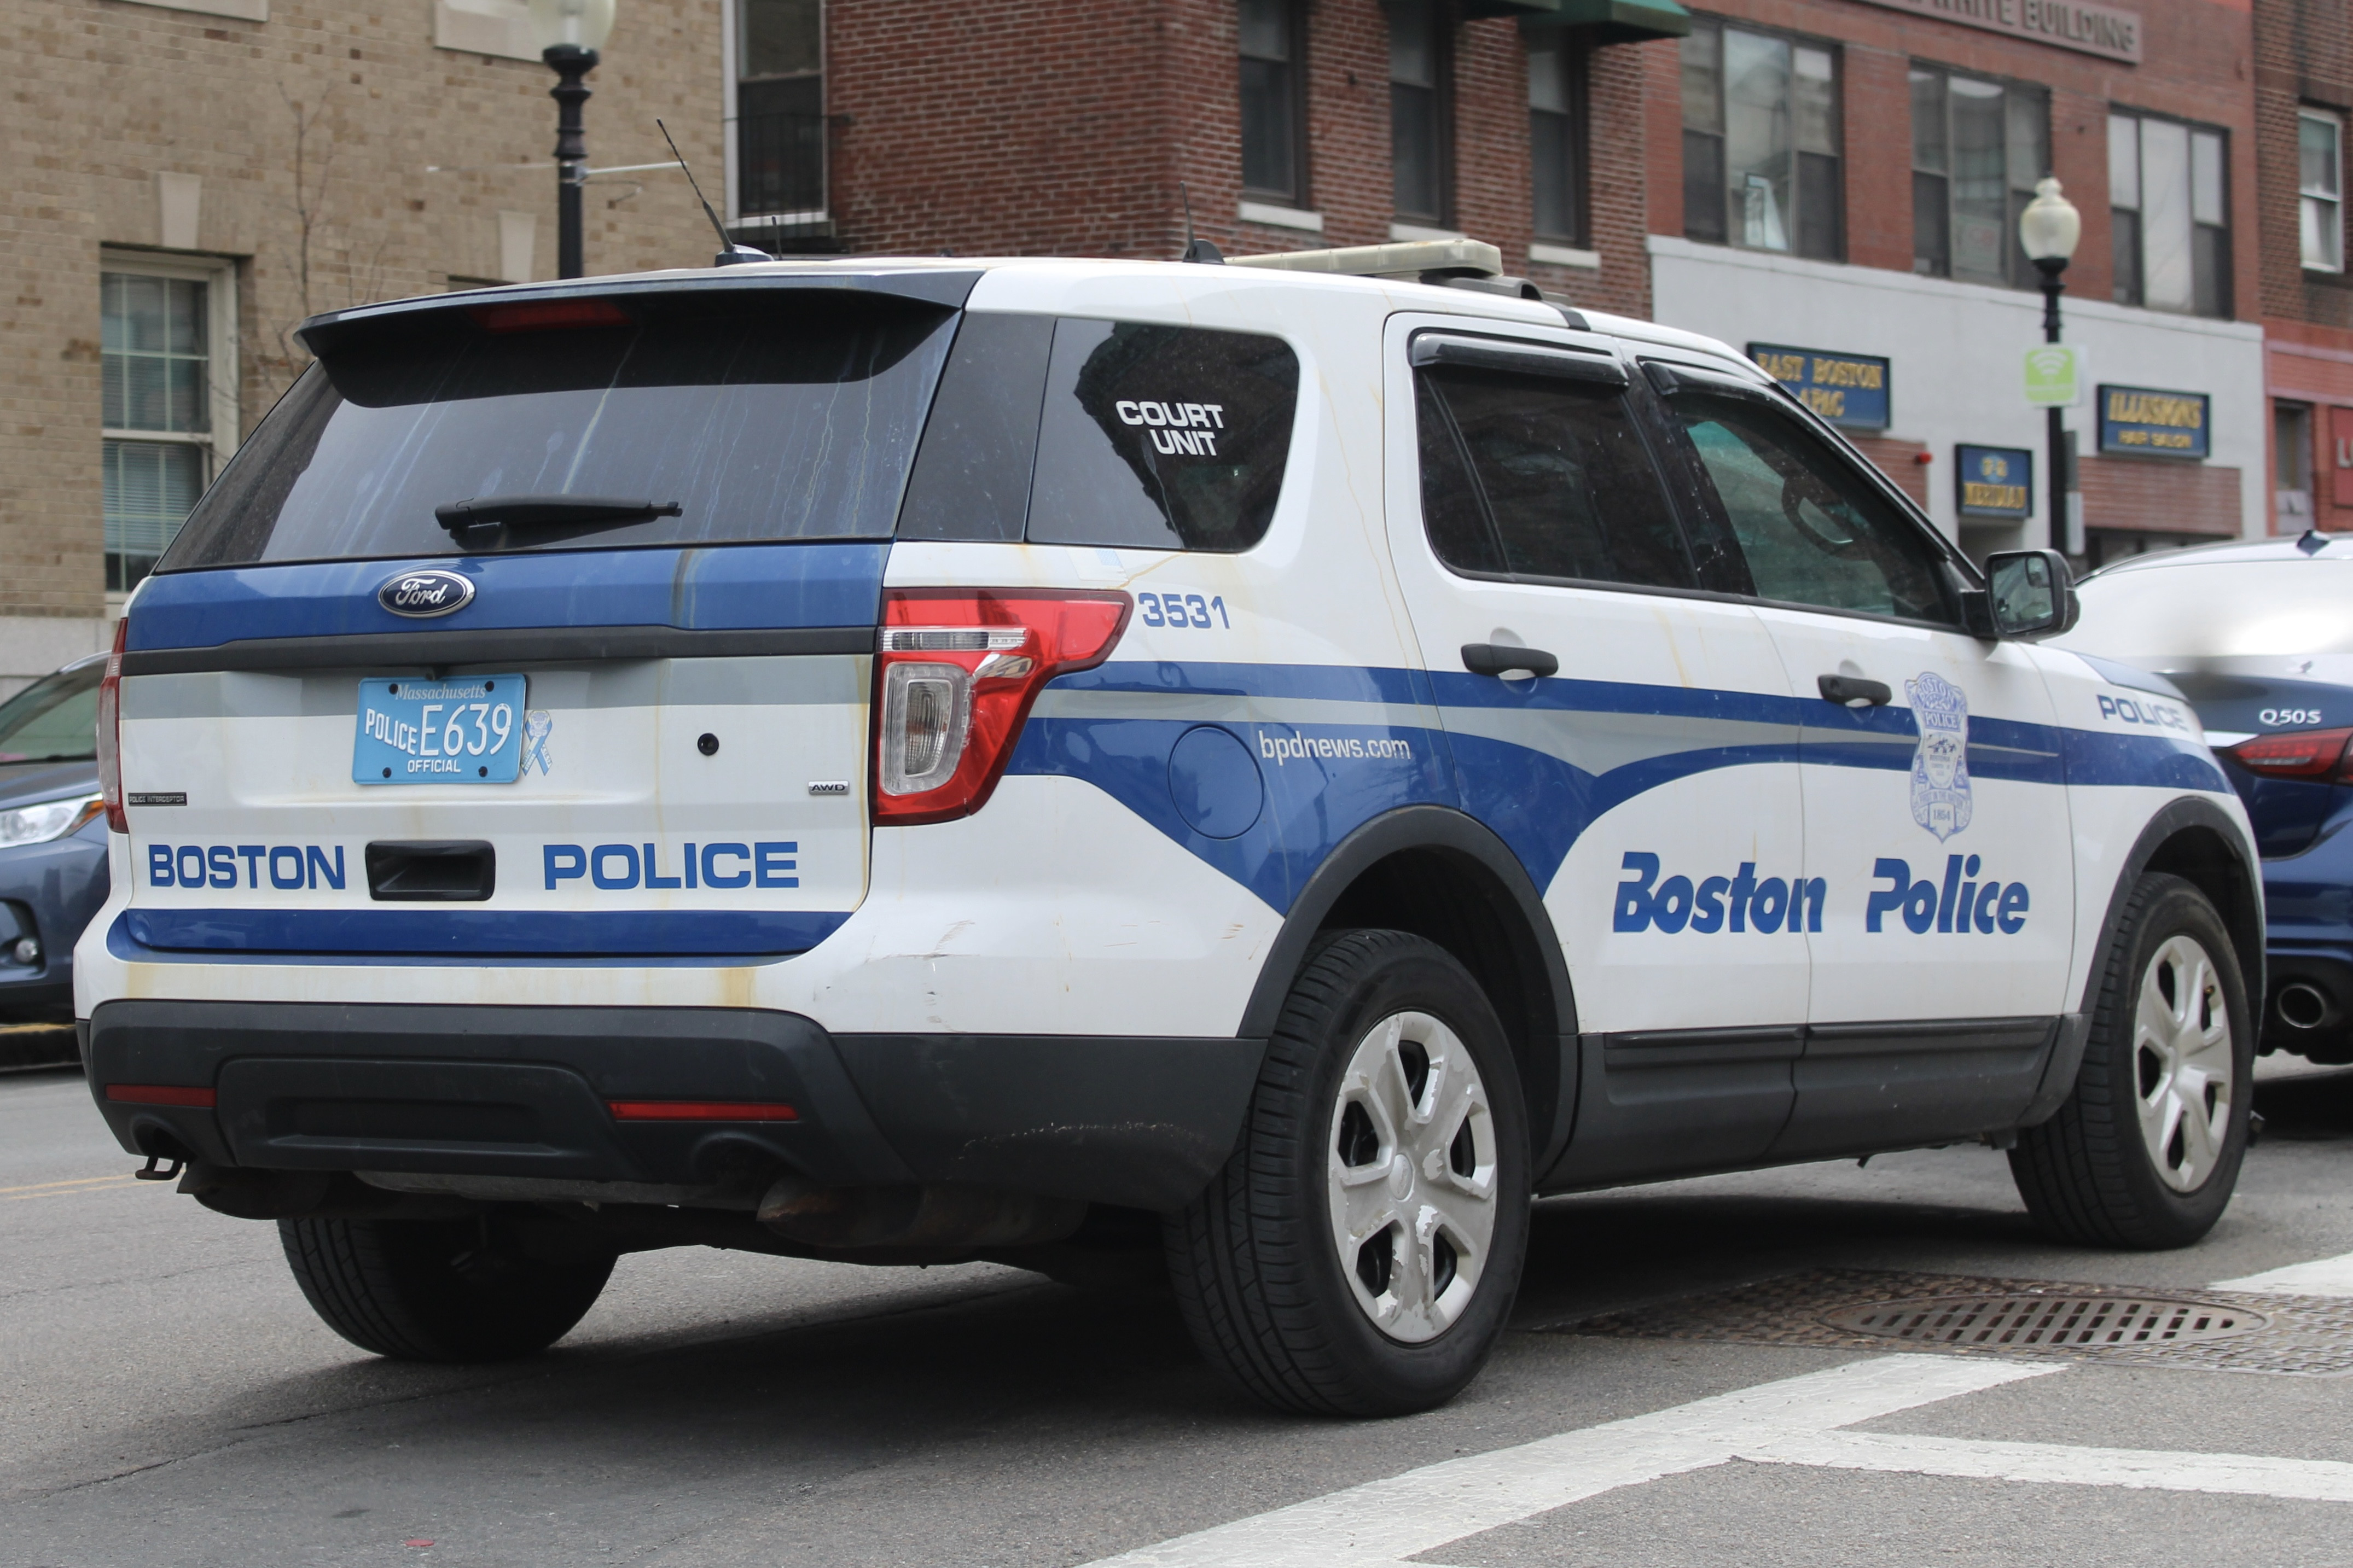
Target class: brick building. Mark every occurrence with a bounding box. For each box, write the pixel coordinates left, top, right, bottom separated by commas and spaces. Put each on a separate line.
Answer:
2255, 0, 2353, 531
0, 0, 2283, 690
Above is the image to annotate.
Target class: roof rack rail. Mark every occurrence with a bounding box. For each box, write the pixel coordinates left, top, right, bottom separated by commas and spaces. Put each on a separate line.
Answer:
1227, 237, 1503, 279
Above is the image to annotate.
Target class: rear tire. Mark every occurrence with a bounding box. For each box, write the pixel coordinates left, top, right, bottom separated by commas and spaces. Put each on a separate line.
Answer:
280, 1215, 614, 1362
1165, 930, 1531, 1417
2009, 873, 2253, 1249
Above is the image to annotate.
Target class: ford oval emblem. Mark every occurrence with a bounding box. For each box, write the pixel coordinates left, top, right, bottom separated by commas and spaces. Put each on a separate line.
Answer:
377, 569, 475, 619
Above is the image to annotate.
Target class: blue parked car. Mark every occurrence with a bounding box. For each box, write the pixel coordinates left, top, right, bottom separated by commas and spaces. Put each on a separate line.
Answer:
0, 653, 107, 1025
2062, 532, 2353, 1065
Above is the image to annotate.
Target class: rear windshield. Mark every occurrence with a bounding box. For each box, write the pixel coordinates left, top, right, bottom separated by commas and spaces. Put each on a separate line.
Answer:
160, 290, 957, 570
0, 662, 101, 763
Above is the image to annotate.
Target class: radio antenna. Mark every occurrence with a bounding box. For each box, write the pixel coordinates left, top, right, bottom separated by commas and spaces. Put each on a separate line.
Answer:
1178, 182, 1223, 265
658, 118, 768, 265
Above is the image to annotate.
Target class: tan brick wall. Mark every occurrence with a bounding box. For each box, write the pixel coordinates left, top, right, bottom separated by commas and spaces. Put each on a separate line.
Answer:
0, 0, 731, 632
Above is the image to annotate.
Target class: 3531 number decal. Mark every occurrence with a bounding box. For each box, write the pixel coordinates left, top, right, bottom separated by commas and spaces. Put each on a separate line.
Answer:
1137, 592, 1229, 629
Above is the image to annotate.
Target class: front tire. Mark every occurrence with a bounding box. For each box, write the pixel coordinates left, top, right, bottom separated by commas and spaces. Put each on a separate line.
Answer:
280, 1215, 615, 1362
1165, 930, 1531, 1417
2010, 873, 2253, 1249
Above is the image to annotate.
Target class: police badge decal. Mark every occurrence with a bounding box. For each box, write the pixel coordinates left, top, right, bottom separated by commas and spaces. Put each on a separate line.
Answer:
1905, 671, 1971, 841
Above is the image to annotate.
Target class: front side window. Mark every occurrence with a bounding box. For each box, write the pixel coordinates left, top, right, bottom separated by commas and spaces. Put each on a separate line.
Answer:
1909, 67, 2049, 287
1670, 393, 1955, 623
102, 266, 227, 593
1240, 0, 1304, 203
1026, 322, 1299, 553
2111, 111, 2230, 316
1388, 0, 1450, 225
1414, 365, 1692, 590
2302, 108, 2343, 273
736, 0, 824, 219
1680, 20, 1841, 259
1527, 34, 1589, 243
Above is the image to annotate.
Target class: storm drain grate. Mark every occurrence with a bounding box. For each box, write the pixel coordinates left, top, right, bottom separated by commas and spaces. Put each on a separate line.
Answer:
1559, 1269, 2353, 1377
1823, 1293, 2264, 1348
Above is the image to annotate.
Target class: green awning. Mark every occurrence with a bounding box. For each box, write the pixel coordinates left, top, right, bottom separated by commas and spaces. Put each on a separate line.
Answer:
1513, 0, 1691, 42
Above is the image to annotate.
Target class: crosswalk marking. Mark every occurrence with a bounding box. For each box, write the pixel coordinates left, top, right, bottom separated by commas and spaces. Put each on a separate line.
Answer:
2212, 1249, 2353, 1297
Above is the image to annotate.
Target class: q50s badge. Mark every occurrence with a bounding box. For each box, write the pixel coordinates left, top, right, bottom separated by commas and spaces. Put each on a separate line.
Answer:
378, 569, 475, 618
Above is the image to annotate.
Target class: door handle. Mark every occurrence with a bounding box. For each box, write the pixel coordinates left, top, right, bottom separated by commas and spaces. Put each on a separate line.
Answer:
1817, 673, 1892, 707
1462, 643, 1560, 679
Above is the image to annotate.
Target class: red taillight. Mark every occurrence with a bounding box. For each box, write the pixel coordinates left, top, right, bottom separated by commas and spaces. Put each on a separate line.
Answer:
105, 1084, 217, 1108
469, 298, 631, 333
607, 1099, 799, 1123
873, 590, 1132, 825
2226, 727, 2353, 780
97, 616, 126, 833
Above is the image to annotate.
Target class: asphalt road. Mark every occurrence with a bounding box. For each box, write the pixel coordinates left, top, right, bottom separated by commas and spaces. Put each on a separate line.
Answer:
4, 1057, 2350, 1567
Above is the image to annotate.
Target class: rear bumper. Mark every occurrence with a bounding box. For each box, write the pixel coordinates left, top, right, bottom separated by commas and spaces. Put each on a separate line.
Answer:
83, 1000, 1261, 1212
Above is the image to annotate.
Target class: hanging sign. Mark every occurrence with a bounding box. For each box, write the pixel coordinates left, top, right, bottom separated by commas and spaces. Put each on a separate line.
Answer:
1956, 445, 2035, 519
2098, 384, 2210, 459
1747, 343, 1891, 430
2024, 345, 2083, 407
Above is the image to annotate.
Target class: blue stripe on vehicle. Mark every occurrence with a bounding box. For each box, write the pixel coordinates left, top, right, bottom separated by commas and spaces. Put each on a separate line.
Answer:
118, 908, 850, 957
127, 542, 889, 651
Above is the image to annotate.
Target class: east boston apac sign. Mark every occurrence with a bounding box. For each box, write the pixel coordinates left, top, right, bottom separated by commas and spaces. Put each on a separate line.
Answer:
1839, 0, 2139, 64
1956, 445, 2034, 520
2098, 384, 2210, 459
1748, 344, 1891, 430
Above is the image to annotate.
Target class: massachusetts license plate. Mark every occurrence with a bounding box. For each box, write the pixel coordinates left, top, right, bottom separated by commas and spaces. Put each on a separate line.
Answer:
353, 674, 526, 785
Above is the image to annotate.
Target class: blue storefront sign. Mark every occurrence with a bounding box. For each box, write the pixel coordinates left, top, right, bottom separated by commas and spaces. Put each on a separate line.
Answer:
1955, 445, 2034, 520
2097, 384, 2210, 459
1747, 343, 1892, 430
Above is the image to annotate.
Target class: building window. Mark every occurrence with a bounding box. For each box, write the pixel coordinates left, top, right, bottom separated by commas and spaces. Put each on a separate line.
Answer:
1680, 20, 1841, 260
1388, 0, 1450, 226
101, 261, 233, 594
1909, 67, 2049, 287
1240, 0, 1305, 204
736, 0, 823, 220
1528, 34, 1589, 244
2110, 111, 2229, 317
2301, 108, 2343, 273
2276, 400, 2314, 525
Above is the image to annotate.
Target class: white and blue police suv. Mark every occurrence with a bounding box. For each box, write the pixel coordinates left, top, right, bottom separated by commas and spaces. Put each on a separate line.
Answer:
77, 241, 2261, 1415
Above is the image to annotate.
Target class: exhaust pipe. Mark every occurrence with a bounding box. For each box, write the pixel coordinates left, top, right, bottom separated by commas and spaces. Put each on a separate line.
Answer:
757, 1176, 1086, 1251
2276, 981, 2335, 1032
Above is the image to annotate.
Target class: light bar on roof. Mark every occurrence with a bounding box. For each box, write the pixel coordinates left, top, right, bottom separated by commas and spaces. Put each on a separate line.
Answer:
1227, 238, 1504, 279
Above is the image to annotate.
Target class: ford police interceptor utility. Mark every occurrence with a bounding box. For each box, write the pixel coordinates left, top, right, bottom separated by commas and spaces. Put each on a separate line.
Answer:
77, 240, 2262, 1417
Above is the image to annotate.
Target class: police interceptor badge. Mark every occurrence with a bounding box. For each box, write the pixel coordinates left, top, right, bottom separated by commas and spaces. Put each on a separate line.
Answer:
1906, 670, 1971, 841
377, 568, 475, 618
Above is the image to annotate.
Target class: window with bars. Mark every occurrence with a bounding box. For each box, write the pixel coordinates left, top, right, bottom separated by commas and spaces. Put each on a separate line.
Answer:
1388, 0, 1450, 226
1909, 67, 2049, 287
101, 266, 229, 594
1680, 20, 1841, 260
1240, 0, 1306, 204
1528, 33, 1589, 244
2301, 108, 2343, 273
2110, 111, 2229, 317
736, 0, 823, 220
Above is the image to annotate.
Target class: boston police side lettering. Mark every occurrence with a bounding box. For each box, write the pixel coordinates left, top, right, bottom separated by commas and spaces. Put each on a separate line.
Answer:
148, 844, 346, 890
542, 842, 799, 891
1613, 852, 1825, 934
1867, 855, 2028, 935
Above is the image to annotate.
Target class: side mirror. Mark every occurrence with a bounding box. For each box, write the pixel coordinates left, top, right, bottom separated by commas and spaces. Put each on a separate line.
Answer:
1983, 548, 2080, 640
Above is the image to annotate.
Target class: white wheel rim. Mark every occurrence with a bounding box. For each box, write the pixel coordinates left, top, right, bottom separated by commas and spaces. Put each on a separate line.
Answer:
1325, 1010, 1498, 1343
2133, 933, 2234, 1193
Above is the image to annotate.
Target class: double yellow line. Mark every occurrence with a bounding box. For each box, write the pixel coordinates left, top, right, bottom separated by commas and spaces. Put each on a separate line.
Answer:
0, 1173, 144, 1202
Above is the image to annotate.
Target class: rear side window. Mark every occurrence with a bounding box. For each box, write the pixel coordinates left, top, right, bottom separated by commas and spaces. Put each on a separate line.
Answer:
1670, 392, 1956, 623
1025, 320, 1299, 552
1414, 365, 1693, 589
161, 291, 957, 570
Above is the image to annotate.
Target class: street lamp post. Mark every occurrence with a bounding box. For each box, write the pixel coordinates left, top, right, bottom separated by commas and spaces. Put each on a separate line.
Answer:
2019, 176, 2083, 556
529, 0, 617, 279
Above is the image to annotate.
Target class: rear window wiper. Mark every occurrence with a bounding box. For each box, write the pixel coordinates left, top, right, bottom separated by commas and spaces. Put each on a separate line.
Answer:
435, 496, 683, 538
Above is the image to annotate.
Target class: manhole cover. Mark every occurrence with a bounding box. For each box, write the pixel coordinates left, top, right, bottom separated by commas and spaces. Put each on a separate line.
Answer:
1824, 1294, 2265, 1348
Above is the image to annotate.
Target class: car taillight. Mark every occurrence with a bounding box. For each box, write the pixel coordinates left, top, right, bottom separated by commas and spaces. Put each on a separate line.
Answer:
2225, 726, 2353, 780
97, 617, 126, 833
874, 590, 1131, 825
